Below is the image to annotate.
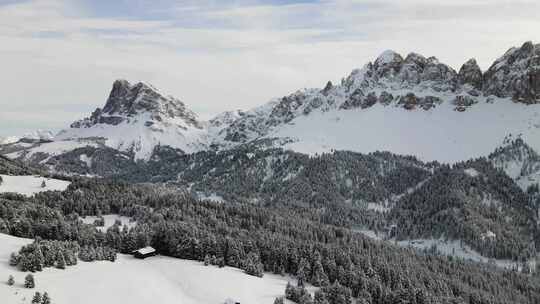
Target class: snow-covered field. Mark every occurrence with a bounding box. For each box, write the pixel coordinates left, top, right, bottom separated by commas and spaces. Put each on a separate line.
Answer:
80, 214, 136, 232
0, 175, 70, 196
0, 233, 304, 304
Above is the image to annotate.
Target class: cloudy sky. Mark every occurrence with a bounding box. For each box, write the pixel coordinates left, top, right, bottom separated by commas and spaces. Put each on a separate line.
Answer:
1, 0, 539, 136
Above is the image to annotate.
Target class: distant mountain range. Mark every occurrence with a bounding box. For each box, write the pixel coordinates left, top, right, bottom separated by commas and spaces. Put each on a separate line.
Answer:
2, 41, 540, 264
1, 41, 540, 168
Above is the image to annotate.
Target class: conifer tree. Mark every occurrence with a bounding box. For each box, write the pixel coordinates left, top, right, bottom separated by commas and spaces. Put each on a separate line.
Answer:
56, 252, 66, 269
24, 274, 35, 288
41, 292, 51, 304
9, 253, 19, 266
314, 290, 330, 304
31, 292, 42, 304
7, 275, 14, 286
243, 252, 264, 277
273, 297, 284, 304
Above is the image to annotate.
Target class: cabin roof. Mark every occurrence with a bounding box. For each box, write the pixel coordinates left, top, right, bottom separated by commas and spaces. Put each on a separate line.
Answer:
134, 246, 156, 255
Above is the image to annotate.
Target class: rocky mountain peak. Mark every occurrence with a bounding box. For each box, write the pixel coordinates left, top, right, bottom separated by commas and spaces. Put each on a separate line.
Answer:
71, 79, 201, 128
373, 50, 404, 78
458, 58, 483, 90
483, 41, 540, 102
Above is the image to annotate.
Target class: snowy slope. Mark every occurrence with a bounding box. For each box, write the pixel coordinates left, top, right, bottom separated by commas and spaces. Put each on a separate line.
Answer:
211, 41, 540, 163
56, 112, 208, 160
0, 136, 20, 145
269, 98, 540, 163
0, 233, 306, 304
0, 175, 70, 196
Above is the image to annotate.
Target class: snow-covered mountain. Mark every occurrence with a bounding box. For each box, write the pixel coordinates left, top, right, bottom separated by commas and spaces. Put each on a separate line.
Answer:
214, 41, 540, 162
2, 41, 540, 169
2, 80, 211, 163
55, 80, 209, 159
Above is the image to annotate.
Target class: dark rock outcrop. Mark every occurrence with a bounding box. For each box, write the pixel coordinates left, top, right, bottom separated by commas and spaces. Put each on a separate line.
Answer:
483, 41, 540, 103
458, 58, 483, 90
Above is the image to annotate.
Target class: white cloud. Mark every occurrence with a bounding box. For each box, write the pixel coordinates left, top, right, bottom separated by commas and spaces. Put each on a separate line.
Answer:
0, 0, 539, 136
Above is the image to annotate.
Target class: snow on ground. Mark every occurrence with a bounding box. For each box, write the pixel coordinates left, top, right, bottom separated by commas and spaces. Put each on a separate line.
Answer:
0, 175, 70, 196
80, 214, 136, 232
395, 239, 534, 271
516, 172, 540, 191
5, 140, 99, 162
464, 168, 480, 177
55, 112, 208, 160
271, 99, 540, 163
0, 233, 307, 304
196, 192, 226, 203
366, 202, 390, 213
354, 229, 535, 271
0, 136, 20, 145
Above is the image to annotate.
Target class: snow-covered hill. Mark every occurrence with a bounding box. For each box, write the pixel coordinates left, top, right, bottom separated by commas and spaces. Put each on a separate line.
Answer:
0, 233, 305, 304
2, 41, 540, 167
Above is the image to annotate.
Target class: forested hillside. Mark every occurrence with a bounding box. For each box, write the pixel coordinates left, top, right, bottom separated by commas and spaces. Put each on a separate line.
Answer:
1, 179, 540, 303
389, 158, 538, 261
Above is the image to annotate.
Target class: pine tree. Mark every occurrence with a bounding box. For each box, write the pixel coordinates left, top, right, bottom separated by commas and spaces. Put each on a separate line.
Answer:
7, 275, 15, 286
314, 290, 330, 304
297, 258, 310, 287
285, 282, 296, 301
56, 252, 66, 269
298, 292, 313, 304
41, 292, 51, 304
273, 297, 284, 304
311, 256, 329, 287
9, 253, 19, 266
243, 252, 264, 277
204, 254, 211, 266
24, 274, 35, 288
31, 292, 42, 304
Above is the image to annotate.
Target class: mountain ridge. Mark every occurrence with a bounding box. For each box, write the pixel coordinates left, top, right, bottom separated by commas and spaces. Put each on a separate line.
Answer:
2, 41, 540, 166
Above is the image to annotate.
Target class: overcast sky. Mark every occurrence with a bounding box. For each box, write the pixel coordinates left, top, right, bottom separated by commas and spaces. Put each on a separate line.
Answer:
1, 0, 539, 137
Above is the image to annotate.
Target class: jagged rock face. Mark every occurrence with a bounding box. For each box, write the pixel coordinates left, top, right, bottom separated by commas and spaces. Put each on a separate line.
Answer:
458, 59, 483, 90
72, 80, 201, 128
373, 50, 404, 79
483, 41, 540, 103
208, 110, 244, 128
453, 95, 477, 112
397, 93, 442, 110
371, 51, 458, 91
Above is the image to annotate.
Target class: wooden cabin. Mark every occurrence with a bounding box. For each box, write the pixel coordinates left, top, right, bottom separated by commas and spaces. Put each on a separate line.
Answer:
133, 246, 157, 259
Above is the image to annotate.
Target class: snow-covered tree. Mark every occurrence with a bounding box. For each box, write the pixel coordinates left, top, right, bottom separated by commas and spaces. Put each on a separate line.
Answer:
31, 292, 42, 304
7, 275, 14, 286
41, 292, 51, 304
273, 297, 284, 304
24, 274, 35, 288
